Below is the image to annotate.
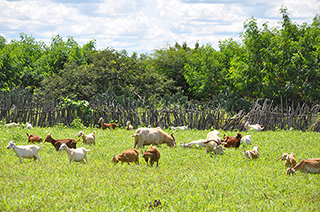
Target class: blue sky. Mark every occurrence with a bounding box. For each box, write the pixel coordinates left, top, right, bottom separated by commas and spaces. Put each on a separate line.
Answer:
1, 0, 319, 54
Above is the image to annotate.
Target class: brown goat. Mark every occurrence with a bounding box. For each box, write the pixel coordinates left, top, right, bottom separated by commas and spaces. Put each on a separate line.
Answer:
98, 117, 119, 130
26, 133, 43, 143
142, 146, 161, 166
223, 133, 242, 148
112, 148, 139, 165
45, 134, 80, 151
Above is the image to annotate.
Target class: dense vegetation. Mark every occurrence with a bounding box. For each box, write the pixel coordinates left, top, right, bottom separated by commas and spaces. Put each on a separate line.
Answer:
0, 7, 319, 110
1, 127, 319, 211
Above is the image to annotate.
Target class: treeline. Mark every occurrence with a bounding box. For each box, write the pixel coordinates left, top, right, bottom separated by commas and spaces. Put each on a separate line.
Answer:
0, 7, 319, 112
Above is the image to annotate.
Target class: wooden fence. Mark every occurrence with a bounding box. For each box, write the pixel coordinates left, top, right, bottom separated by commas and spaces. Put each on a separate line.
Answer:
0, 93, 319, 132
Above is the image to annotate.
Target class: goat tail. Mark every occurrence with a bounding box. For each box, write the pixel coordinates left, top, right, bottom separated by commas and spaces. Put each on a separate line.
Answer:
86, 149, 91, 152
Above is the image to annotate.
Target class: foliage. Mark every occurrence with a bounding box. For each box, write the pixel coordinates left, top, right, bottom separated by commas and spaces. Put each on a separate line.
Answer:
0, 7, 319, 110
60, 98, 93, 125
0, 128, 319, 211
70, 118, 85, 129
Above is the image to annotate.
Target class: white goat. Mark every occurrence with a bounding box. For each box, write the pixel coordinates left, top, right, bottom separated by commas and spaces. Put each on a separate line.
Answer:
26, 122, 33, 129
59, 143, 91, 164
244, 122, 264, 132
244, 146, 259, 159
180, 139, 206, 148
3, 122, 20, 127
77, 131, 96, 145
126, 121, 133, 130
171, 125, 188, 131
6, 140, 41, 163
241, 135, 252, 145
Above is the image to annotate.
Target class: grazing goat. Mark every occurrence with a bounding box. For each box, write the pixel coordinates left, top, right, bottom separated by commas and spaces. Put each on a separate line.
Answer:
59, 143, 91, 164
244, 146, 259, 159
244, 122, 264, 132
202, 130, 226, 155
278, 152, 296, 168
171, 125, 188, 131
287, 158, 320, 175
98, 117, 119, 130
26, 133, 43, 143
132, 128, 176, 148
112, 148, 139, 165
45, 134, 79, 151
6, 140, 41, 163
125, 121, 133, 130
180, 139, 206, 148
241, 135, 252, 145
26, 122, 33, 129
78, 131, 96, 145
142, 146, 161, 166
223, 133, 242, 148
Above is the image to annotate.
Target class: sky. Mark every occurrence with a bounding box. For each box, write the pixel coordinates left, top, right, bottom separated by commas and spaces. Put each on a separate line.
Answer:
1, 0, 320, 54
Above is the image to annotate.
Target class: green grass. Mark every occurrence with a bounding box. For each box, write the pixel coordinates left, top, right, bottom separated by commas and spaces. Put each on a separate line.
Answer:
0, 127, 319, 211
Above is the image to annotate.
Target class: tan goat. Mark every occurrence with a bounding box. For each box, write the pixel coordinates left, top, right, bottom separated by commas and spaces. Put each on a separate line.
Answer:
112, 148, 139, 165
132, 128, 176, 148
78, 131, 96, 145
287, 158, 320, 175
278, 152, 296, 168
244, 146, 259, 159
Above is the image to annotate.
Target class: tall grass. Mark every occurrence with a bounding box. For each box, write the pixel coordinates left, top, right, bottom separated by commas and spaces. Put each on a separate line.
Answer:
0, 127, 319, 211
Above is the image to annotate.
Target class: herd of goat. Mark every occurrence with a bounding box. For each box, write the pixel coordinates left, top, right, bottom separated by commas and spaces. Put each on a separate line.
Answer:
4, 118, 320, 175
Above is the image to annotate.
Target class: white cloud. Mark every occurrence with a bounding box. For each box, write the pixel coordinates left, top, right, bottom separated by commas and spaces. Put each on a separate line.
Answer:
0, 0, 319, 53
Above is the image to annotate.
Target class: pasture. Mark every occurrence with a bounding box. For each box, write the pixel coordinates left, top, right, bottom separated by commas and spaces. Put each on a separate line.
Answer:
0, 126, 319, 211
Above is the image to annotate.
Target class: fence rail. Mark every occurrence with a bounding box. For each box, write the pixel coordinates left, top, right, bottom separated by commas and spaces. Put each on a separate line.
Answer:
0, 94, 319, 132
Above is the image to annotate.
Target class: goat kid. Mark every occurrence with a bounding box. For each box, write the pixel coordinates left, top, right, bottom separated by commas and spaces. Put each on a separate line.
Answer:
180, 139, 206, 148
223, 133, 242, 148
78, 131, 96, 145
26, 122, 33, 129
287, 158, 320, 175
125, 121, 133, 130
6, 140, 41, 163
244, 146, 259, 159
26, 133, 43, 143
112, 148, 140, 165
278, 152, 296, 168
244, 122, 264, 132
241, 135, 252, 145
3, 122, 20, 127
171, 125, 188, 131
142, 146, 161, 166
59, 143, 90, 164
98, 117, 119, 130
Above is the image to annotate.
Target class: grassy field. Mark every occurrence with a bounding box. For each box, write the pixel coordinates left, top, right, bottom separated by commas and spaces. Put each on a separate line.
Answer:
0, 126, 319, 211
